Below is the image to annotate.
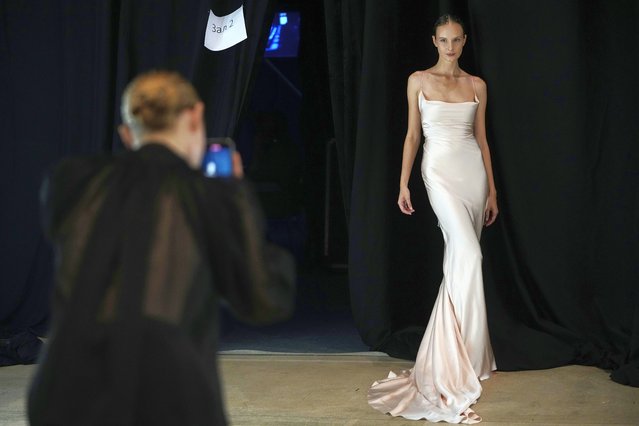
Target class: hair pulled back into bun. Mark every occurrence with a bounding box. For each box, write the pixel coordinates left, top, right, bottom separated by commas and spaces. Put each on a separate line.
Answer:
433, 14, 466, 36
120, 70, 201, 135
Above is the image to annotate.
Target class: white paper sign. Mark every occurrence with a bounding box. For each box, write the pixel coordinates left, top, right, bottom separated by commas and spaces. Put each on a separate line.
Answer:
204, 5, 248, 51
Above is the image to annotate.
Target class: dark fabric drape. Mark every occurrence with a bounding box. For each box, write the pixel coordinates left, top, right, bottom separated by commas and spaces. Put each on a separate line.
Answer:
0, 0, 273, 364
297, 1, 336, 265
324, 0, 397, 351
324, 0, 639, 386
111, 0, 274, 147
194, 1, 275, 138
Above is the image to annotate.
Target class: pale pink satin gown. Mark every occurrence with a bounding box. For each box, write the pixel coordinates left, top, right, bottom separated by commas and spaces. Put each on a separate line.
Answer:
368, 78, 496, 424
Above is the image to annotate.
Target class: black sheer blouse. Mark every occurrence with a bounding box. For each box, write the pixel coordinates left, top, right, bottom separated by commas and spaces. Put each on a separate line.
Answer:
29, 143, 295, 426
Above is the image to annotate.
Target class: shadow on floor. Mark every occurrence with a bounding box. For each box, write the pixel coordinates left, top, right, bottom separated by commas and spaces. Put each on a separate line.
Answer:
219, 267, 369, 353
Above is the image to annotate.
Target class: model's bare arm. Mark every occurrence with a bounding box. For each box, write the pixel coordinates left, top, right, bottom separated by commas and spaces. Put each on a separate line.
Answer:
473, 77, 499, 226
398, 72, 424, 215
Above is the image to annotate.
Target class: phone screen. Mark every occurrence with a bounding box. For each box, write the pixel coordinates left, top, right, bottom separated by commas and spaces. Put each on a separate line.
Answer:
203, 140, 234, 178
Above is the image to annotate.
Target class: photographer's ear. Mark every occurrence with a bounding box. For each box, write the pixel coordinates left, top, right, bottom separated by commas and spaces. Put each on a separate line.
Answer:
118, 124, 135, 150
189, 101, 205, 131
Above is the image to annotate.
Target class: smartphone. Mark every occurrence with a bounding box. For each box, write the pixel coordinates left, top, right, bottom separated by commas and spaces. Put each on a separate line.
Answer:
203, 137, 235, 178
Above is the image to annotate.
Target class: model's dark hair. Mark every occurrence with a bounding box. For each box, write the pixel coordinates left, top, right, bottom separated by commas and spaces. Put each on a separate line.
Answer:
433, 14, 466, 36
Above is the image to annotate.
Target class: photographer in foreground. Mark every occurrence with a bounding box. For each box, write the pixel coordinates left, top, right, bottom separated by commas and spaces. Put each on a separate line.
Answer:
28, 70, 295, 425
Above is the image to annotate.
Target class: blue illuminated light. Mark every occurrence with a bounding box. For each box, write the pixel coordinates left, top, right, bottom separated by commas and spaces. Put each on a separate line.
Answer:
266, 25, 282, 52
265, 11, 300, 57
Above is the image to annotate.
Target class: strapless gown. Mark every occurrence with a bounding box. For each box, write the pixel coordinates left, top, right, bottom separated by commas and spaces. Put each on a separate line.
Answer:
368, 91, 496, 424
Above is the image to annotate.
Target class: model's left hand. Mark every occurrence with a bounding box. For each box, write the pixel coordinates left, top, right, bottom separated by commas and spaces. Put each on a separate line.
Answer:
484, 194, 498, 226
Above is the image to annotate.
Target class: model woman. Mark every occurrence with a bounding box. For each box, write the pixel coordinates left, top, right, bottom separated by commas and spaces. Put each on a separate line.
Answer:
368, 14, 498, 424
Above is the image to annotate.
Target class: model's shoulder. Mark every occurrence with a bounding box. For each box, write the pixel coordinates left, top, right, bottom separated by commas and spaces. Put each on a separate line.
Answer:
411, 69, 438, 78
468, 75, 487, 89
408, 70, 425, 81
407, 70, 426, 90
421, 69, 438, 79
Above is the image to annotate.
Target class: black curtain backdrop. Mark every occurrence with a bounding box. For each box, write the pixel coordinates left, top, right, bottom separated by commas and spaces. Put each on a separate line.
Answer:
0, 0, 273, 361
324, 0, 639, 386
297, 0, 336, 266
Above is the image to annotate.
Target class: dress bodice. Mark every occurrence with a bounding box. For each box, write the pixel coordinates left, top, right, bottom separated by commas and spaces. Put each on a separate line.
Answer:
418, 91, 478, 144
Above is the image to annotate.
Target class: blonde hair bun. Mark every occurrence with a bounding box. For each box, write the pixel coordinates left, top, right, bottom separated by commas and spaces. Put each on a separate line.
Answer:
121, 70, 201, 135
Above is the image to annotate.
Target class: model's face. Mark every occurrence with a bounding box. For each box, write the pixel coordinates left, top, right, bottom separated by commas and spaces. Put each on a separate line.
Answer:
432, 22, 466, 62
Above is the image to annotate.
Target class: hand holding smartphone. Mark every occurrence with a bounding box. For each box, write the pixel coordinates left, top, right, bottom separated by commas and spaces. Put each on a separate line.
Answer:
203, 138, 242, 178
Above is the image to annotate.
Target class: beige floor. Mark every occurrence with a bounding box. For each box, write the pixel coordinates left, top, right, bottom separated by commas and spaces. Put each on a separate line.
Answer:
2, 354, 638, 425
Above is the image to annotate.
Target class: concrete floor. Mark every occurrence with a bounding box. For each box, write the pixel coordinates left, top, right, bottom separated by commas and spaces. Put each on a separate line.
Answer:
1, 354, 638, 425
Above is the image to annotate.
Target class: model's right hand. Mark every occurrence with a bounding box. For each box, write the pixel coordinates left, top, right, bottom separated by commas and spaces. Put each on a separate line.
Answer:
398, 186, 415, 215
